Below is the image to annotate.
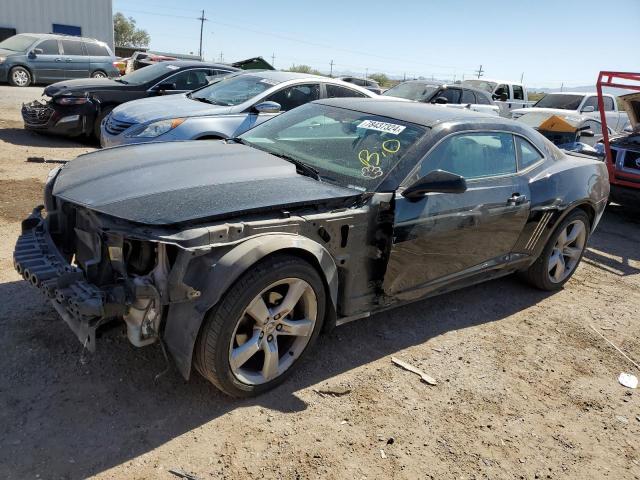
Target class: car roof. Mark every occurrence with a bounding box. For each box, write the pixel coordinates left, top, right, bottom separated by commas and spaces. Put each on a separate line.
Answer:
160, 60, 241, 70
240, 70, 334, 82
18, 33, 105, 44
314, 98, 497, 127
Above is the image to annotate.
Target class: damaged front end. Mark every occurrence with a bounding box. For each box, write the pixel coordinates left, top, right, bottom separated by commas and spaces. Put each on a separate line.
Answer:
22, 94, 96, 136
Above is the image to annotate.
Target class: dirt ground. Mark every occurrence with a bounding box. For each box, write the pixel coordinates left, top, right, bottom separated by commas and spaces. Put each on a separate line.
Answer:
0, 85, 638, 480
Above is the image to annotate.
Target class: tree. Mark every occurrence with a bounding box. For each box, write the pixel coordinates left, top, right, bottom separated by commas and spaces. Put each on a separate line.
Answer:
287, 64, 324, 76
368, 73, 390, 87
113, 12, 150, 48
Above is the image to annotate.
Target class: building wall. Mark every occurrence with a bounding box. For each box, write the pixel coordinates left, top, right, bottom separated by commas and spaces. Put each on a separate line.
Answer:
0, 0, 113, 49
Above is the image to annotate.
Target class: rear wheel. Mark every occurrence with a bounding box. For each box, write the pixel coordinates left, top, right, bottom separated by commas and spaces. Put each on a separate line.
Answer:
91, 70, 107, 79
9, 66, 31, 87
195, 254, 326, 397
522, 209, 590, 291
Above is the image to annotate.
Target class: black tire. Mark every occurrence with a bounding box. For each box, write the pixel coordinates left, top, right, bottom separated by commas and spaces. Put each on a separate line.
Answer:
194, 254, 326, 397
521, 209, 590, 291
9, 66, 32, 87
91, 70, 107, 79
93, 106, 114, 140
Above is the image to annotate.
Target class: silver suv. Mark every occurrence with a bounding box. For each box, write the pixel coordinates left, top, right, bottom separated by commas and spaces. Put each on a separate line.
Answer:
0, 33, 119, 87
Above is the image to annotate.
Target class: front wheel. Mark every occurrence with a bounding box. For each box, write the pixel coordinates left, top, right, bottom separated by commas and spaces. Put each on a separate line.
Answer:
9, 66, 32, 87
91, 70, 107, 79
195, 254, 326, 397
521, 209, 590, 291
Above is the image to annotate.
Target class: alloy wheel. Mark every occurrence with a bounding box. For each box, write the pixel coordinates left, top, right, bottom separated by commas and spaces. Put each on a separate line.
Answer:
13, 70, 28, 86
228, 278, 318, 385
93, 72, 107, 78
547, 219, 587, 283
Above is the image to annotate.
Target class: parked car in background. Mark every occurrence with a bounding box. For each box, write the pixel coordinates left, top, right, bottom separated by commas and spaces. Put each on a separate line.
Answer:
599, 92, 640, 207
15, 99, 608, 396
462, 78, 529, 115
100, 70, 375, 147
0, 33, 119, 87
339, 76, 382, 94
382, 80, 499, 115
21, 61, 239, 139
512, 92, 629, 132
130, 51, 177, 71
515, 111, 612, 156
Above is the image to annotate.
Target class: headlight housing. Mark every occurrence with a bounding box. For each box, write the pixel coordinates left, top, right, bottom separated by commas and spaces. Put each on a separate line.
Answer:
55, 96, 89, 105
129, 118, 185, 138
0, 56, 6, 64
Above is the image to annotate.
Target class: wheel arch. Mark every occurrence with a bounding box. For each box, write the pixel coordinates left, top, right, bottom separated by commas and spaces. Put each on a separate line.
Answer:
163, 234, 339, 379
9, 64, 34, 83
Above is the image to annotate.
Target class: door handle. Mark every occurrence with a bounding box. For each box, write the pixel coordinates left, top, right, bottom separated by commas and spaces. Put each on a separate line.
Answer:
55, 58, 62, 62
507, 193, 528, 205
65, 58, 72, 62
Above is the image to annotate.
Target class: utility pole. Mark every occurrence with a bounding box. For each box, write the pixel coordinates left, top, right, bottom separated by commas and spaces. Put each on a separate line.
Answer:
329, 60, 334, 77
198, 10, 207, 60
520, 72, 524, 83
219, 51, 223, 63
365, 68, 368, 80
560, 82, 564, 92
475, 64, 484, 79
403, 72, 406, 81
271, 53, 275, 68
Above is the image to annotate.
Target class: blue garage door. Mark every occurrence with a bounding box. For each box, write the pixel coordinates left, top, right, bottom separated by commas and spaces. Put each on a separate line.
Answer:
52, 24, 81, 36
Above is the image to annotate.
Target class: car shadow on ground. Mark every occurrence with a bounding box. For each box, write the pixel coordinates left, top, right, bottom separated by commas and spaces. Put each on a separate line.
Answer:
0, 125, 96, 149
582, 204, 640, 277
0, 274, 553, 479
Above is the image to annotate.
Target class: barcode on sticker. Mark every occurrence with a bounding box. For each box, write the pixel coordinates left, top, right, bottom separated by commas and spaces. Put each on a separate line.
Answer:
357, 120, 406, 135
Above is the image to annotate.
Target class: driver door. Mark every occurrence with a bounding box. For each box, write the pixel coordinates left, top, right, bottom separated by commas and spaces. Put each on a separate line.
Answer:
383, 131, 531, 297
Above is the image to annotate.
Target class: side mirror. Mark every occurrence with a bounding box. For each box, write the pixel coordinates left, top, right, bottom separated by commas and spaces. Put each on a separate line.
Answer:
402, 169, 467, 200
253, 101, 281, 114
581, 105, 595, 113
433, 96, 448, 105
29, 48, 43, 57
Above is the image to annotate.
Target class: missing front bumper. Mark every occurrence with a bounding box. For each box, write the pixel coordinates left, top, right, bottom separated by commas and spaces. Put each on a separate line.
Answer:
13, 208, 126, 351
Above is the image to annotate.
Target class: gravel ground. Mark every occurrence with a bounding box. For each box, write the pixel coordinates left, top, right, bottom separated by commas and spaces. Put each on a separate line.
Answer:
0, 85, 638, 480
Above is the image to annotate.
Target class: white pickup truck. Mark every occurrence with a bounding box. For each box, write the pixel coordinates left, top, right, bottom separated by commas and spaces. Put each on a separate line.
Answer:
511, 92, 630, 132
461, 78, 529, 115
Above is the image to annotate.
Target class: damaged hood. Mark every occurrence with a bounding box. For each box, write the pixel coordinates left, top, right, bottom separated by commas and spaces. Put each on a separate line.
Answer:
44, 78, 123, 97
52, 140, 361, 226
621, 92, 640, 130
110, 94, 232, 124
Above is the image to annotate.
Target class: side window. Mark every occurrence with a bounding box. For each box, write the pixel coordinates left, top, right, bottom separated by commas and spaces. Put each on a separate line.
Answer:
439, 88, 461, 104
326, 84, 367, 98
421, 132, 516, 179
171, 69, 210, 90
460, 89, 476, 104
36, 39, 59, 55
583, 96, 599, 111
266, 83, 320, 111
516, 136, 543, 169
513, 85, 525, 100
495, 84, 509, 99
85, 42, 110, 56
603, 96, 615, 111
61, 40, 84, 56
475, 93, 491, 105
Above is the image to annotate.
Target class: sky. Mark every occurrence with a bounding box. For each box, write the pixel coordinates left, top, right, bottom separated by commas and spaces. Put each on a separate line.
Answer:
112, 0, 640, 89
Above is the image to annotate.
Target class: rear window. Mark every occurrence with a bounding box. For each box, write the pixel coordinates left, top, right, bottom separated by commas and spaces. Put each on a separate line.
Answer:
326, 84, 367, 98
61, 40, 84, 56
85, 42, 110, 57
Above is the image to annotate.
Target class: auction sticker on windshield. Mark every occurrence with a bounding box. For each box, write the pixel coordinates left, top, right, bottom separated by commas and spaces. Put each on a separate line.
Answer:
357, 120, 406, 135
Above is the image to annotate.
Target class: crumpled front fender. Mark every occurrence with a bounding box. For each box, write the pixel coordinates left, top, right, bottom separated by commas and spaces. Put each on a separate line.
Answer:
163, 233, 339, 379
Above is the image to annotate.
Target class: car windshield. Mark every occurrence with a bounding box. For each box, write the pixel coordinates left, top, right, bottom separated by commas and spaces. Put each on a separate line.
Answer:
534, 94, 584, 110
0, 34, 37, 52
189, 74, 280, 106
382, 82, 439, 101
239, 103, 427, 191
462, 80, 497, 93
118, 63, 183, 85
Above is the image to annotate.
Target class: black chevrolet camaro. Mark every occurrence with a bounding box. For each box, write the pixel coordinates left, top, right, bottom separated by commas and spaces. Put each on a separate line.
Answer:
14, 99, 609, 396
21, 61, 239, 139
